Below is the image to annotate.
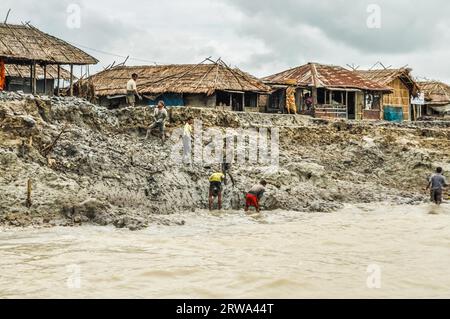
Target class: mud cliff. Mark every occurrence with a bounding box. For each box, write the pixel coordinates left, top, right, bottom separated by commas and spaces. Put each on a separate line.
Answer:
1, 93, 449, 229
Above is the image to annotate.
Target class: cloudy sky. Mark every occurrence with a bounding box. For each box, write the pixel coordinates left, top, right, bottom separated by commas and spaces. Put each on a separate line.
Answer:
3, 0, 450, 82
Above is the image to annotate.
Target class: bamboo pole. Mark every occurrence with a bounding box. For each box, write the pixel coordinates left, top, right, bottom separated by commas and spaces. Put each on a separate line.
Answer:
26, 179, 32, 208
57, 65, 61, 96
29, 63, 33, 93
32, 62, 37, 95
43, 64, 47, 95
70, 64, 74, 96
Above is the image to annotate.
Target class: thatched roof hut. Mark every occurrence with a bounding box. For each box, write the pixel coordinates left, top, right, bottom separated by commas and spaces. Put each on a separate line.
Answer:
84, 59, 270, 110
417, 81, 450, 116
418, 81, 450, 106
0, 23, 98, 65
88, 59, 270, 97
263, 62, 392, 92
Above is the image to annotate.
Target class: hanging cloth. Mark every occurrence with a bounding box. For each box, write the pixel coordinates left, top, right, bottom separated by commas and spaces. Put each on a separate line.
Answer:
286, 86, 297, 114
0, 60, 6, 91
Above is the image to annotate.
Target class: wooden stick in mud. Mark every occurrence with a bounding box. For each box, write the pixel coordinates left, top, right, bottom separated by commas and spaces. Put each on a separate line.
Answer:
42, 124, 68, 157
26, 179, 32, 208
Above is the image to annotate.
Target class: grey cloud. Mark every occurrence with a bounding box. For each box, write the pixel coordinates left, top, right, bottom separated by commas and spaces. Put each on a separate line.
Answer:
1, 0, 449, 82
224, 0, 450, 54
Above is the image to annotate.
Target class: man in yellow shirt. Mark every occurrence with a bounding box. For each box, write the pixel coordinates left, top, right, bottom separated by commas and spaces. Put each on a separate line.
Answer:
209, 172, 225, 210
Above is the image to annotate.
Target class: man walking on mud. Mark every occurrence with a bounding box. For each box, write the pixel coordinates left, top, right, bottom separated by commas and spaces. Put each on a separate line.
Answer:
126, 73, 142, 107
427, 167, 448, 206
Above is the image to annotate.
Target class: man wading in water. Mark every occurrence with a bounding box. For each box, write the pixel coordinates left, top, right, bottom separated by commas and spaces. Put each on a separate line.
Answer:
245, 180, 267, 213
209, 172, 225, 211
426, 167, 448, 206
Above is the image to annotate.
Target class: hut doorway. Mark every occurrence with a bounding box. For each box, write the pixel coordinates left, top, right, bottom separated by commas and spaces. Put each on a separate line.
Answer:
347, 92, 356, 120
231, 92, 244, 112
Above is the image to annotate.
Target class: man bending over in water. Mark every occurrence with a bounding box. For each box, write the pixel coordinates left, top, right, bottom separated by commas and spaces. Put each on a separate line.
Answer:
426, 167, 448, 206
209, 172, 225, 211
245, 180, 267, 213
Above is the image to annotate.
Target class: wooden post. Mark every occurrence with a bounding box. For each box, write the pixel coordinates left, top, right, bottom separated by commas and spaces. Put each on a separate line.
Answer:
32, 61, 37, 95
43, 64, 47, 95
57, 65, 61, 96
242, 93, 245, 112
70, 64, 74, 96
229, 93, 232, 109
26, 179, 32, 208
312, 87, 318, 107
29, 64, 33, 93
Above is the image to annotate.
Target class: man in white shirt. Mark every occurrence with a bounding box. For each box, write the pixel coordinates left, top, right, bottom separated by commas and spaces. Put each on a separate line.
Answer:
182, 118, 194, 163
126, 73, 142, 107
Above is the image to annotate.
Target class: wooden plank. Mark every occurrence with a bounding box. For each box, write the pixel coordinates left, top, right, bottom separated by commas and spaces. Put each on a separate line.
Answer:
70, 64, 74, 96
43, 64, 47, 94
57, 65, 61, 96
32, 61, 37, 95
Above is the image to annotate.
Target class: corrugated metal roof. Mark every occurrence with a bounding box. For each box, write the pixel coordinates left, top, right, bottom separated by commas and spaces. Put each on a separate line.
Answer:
263, 62, 392, 92
357, 68, 419, 92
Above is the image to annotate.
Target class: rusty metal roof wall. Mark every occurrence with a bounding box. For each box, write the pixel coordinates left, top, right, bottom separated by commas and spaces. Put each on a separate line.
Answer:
263, 63, 392, 91
357, 68, 420, 92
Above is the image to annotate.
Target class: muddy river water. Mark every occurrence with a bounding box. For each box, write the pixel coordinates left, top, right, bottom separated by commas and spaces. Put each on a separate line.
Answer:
0, 203, 449, 299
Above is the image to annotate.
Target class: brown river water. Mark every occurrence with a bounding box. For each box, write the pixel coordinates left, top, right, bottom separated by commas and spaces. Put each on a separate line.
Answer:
0, 203, 449, 299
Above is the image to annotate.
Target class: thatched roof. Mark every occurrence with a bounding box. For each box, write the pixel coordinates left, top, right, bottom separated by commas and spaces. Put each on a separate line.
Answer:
5, 64, 73, 80
357, 68, 419, 94
263, 62, 392, 92
87, 59, 270, 96
0, 23, 98, 65
418, 81, 450, 106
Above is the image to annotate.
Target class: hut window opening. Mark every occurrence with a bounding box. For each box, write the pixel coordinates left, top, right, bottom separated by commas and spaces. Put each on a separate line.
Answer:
365, 93, 381, 110
216, 91, 231, 107
317, 88, 326, 104
244, 92, 257, 108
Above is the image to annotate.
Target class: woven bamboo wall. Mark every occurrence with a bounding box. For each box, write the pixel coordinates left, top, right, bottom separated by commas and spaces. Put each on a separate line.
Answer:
383, 78, 410, 121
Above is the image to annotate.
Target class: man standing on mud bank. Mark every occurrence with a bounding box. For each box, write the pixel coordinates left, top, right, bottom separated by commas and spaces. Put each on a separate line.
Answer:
182, 118, 194, 163
427, 167, 448, 205
146, 101, 168, 142
245, 180, 267, 213
209, 172, 225, 210
126, 73, 142, 107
